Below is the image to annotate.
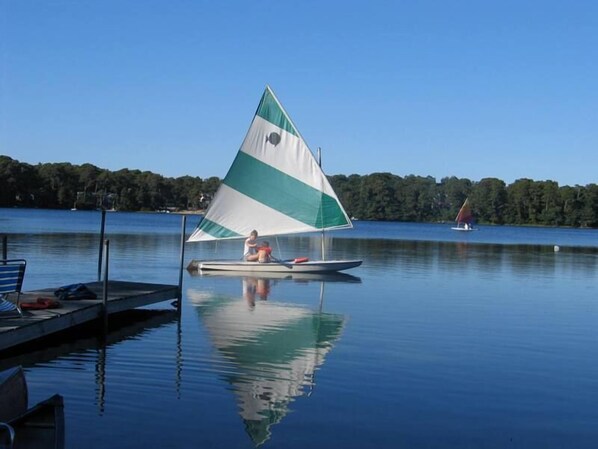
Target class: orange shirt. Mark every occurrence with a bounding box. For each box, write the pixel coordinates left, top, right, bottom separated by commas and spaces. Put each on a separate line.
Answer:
258, 246, 272, 262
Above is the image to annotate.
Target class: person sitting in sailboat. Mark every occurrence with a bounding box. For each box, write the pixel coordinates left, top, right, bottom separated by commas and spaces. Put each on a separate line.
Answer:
244, 230, 259, 261
257, 241, 273, 263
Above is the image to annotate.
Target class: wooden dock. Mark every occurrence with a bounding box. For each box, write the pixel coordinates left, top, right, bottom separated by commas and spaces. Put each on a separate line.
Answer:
0, 280, 179, 352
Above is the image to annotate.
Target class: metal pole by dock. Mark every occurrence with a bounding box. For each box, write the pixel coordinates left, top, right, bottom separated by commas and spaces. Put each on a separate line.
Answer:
98, 210, 106, 281
102, 239, 110, 330
177, 215, 187, 315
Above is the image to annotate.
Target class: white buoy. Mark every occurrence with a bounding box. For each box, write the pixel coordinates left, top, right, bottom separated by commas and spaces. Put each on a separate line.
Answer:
554, 245, 560, 252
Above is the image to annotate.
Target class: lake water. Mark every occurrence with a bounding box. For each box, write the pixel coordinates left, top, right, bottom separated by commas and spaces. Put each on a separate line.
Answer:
2, 208, 598, 448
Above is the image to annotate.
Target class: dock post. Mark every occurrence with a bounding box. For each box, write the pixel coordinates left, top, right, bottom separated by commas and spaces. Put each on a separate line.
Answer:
98, 210, 106, 281
177, 215, 187, 315
102, 239, 110, 329
1, 235, 6, 261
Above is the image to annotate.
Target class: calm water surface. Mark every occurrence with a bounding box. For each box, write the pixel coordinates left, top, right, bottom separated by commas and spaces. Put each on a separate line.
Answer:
1, 208, 598, 448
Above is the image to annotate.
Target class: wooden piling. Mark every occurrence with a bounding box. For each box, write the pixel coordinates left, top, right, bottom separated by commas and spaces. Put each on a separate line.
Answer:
102, 239, 110, 330
177, 216, 187, 314
97, 210, 106, 281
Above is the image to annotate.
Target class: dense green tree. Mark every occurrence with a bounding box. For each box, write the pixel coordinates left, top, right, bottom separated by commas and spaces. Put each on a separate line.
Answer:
398, 175, 437, 222
506, 179, 533, 224
360, 173, 401, 220
202, 177, 221, 196
0, 156, 39, 207
582, 184, 598, 227
560, 185, 585, 227
470, 178, 507, 224
37, 163, 80, 208
538, 180, 562, 225
172, 176, 204, 210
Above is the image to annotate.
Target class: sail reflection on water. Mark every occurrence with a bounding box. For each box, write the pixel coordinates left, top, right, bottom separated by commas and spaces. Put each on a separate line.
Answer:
188, 276, 351, 446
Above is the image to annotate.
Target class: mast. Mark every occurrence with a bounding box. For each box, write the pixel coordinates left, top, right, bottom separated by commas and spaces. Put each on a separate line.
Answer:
318, 147, 325, 261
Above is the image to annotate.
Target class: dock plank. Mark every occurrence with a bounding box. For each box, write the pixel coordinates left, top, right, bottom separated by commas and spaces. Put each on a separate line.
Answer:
0, 280, 179, 352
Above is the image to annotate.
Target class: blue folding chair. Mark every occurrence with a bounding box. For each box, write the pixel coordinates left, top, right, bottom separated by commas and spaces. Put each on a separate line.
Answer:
0, 259, 27, 317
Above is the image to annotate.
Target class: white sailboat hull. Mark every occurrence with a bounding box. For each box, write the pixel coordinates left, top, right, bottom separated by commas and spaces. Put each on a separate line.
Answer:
451, 227, 477, 232
188, 259, 362, 273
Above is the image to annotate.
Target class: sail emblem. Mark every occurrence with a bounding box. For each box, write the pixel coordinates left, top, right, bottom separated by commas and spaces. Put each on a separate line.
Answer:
266, 131, 281, 147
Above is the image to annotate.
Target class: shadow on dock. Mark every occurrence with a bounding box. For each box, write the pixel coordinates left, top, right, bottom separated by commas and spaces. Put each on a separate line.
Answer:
1, 308, 181, 417
0, 309, 178, 370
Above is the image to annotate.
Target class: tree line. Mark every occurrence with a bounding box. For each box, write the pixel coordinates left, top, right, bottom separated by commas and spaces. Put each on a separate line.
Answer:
2, 155, 598, 227
330, 173, 598, 227
0, 155, 219, 212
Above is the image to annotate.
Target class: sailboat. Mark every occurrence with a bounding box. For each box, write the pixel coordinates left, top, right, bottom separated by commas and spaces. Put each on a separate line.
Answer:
451, 198, 476, 231
187, 86, 362, 273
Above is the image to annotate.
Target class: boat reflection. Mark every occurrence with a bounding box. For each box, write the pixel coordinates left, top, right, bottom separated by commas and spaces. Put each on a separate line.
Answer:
190, 269, 362, 283
188, 277, 349, 446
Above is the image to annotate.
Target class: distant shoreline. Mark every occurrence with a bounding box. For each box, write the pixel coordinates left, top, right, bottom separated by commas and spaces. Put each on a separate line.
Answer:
1, 205, 206, 215
3, 206, 597, 230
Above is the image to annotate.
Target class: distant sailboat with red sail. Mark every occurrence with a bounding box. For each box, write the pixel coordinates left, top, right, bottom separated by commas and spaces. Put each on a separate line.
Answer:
451, 198, 476, 231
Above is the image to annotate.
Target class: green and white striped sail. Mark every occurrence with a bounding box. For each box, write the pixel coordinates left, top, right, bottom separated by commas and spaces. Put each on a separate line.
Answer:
188, 86, 352, 242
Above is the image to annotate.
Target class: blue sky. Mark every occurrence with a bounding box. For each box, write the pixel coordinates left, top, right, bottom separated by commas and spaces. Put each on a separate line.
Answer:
1, 0, 596, 186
